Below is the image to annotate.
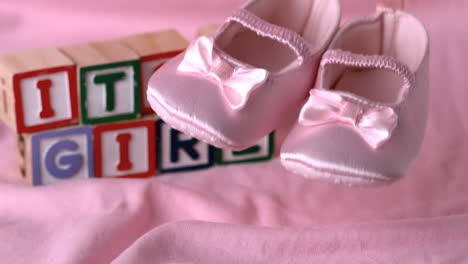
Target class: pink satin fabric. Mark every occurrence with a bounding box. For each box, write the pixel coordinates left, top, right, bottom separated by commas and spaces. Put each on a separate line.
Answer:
299, 89, 398, 149
0, 0, 468, 263
177, 36, 268, 110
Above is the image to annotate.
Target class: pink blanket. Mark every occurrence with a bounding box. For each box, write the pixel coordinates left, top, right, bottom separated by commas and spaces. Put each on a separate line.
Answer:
1, 0, 468, 262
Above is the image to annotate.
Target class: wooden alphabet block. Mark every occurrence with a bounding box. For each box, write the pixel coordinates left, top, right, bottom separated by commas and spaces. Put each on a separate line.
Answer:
377, 0, 404, 10
156, 120, 215, 173
197, 24, 219, 37
215, 133, 275, 165
121, 30, 188, 114
60, 41, 140, 125
93, 119, 156, 178
0, 48, 79, 133
17, 126, 94, 186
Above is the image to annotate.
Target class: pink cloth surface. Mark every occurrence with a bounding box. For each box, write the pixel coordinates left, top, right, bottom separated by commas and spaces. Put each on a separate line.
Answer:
0, 0, 468, 263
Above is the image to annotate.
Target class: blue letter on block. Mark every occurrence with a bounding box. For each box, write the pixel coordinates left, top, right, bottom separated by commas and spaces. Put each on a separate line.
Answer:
45, 140, 83, 179
156, 120, 214, 173
31, 127, 94, 186
170, 130, 200, 162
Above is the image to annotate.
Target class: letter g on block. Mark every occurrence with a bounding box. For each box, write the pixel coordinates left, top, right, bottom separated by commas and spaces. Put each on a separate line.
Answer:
45, 140, 83, 179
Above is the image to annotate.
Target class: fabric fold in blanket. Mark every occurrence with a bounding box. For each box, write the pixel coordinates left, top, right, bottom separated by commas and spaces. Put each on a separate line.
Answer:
114, 217, 468, 263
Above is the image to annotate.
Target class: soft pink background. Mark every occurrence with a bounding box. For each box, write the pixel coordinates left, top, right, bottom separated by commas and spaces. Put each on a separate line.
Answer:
0, 0, 467, 263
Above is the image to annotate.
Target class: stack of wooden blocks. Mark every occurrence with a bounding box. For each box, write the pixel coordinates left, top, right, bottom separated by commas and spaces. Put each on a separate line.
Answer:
0, 28, 274, 186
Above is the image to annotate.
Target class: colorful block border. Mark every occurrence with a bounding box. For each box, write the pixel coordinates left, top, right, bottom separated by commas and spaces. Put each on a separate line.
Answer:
215, 132, 275, 165
13, 65, 79, 133
140, 50, 184, 114
93, 119, 156, 178
79, 60, 141, 124
31, 126, 94, 186
155, 119, 215, 173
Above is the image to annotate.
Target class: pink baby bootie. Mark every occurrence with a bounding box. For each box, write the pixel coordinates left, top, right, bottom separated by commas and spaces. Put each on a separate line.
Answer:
147, 0, 340, 150
281, 8, 429, 186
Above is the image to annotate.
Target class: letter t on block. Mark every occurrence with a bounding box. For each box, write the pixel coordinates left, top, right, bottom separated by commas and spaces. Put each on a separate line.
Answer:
60, 41, 140, 125
93, 72, 126, 112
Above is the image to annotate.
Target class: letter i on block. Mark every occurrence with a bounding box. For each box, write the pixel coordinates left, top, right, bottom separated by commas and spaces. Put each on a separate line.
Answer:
0, 48, 79, 133
93, 119, 155, 178
121, 30, 188, 114
17, 126, 94, 186
60, 41, 140, 124
216, 133, 275, 165
156, 120, 215, 173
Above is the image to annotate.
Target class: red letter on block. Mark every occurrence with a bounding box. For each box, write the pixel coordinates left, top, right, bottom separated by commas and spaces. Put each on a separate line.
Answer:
36, 79, 55, 119
116, 133, 133, 171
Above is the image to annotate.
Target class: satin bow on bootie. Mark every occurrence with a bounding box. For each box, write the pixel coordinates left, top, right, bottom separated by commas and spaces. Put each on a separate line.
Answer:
177, 36, 268, 111
299, 89, 398, 149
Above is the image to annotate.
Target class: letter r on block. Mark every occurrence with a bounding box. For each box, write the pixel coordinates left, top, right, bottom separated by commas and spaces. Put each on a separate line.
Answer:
156, 120, 214, 173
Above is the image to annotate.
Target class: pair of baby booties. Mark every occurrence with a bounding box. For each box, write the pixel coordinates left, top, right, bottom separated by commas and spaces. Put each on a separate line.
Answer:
147, 0, 429, 186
